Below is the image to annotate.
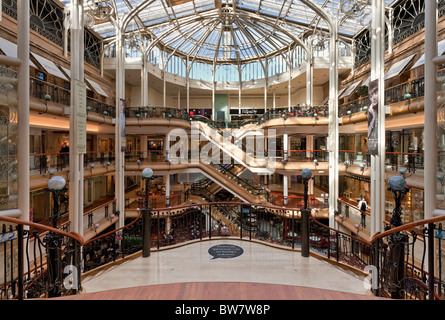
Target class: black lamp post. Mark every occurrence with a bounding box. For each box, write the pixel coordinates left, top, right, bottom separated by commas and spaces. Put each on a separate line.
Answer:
47, 176, 67, 228
387, 175, 410, 299
301, 169, 313, 258
141, 168, 154, 258
387, 175, 410, 228
45, 175, 67, 297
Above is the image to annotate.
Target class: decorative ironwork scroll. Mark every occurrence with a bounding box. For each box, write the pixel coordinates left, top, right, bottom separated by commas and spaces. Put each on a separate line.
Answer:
3, 0, 103, 70
3, 0, 65, 47
392, 0, 425, 45
84, 28, 102, 69
0, 65, 18, 211
353, 0, 445, 69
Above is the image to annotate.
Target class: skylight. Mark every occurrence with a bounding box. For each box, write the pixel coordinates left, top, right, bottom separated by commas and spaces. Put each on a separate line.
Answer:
61, 0, 396, 64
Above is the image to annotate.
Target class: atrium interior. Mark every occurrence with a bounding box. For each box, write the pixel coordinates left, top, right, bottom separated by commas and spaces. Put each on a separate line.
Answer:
0, 0, 445, 301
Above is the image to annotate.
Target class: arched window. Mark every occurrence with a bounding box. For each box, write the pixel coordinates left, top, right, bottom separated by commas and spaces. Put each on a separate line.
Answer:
241, 61, 265, 81
166, 55, 186, 78
190, 62, 212, 81
215, 64, 239, 82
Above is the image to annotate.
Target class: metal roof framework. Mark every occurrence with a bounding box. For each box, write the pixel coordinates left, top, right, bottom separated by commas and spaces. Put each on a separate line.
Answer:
61, 0, 393, 66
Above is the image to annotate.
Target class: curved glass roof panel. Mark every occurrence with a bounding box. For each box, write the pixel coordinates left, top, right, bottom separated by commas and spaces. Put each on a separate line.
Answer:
61, 0, 395, 64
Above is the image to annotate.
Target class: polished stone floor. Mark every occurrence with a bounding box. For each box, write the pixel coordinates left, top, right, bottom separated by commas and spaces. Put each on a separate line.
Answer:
82, 239, 369, 297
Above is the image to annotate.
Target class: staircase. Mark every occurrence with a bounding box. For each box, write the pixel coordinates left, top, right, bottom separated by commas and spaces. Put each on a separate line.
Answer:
190, 117, 272, 174
190, 162, 273, 234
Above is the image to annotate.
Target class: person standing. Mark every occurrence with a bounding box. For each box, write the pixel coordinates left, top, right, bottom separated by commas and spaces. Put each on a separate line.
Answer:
358, 196, 368, 227
60, 141, 69, 168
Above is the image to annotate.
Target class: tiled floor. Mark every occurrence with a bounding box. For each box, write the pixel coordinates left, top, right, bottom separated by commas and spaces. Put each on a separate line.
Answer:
82, 239, 369, 297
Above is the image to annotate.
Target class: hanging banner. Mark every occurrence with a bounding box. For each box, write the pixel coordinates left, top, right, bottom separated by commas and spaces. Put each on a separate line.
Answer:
120, 99, 125, 138
74, 80, 87, 154
367, 79, 379, 155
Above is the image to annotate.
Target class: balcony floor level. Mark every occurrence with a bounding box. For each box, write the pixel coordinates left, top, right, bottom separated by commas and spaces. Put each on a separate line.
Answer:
71, 239, 381, 300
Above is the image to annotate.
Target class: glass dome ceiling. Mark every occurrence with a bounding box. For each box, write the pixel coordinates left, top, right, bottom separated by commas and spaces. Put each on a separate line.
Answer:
62, 0, 395, 64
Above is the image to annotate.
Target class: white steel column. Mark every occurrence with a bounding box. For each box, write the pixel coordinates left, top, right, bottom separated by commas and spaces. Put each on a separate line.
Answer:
17, 0, 29, 221
163, 70, 166, 107
264, 60, 268, 113
288, 48, 292, 111
69, 0, 85, 235
306, 135, 314, 158
424, 0, 438, 219
283, 133, 289, 162
186, 56, 190, 113
369, 0, 386, 235
264, 79, 268, 113
212, 63, 216, 121
239, 82, 242, 114
308, 177, 314, 196
306, 38, 313, 106
273, 91, 276, 110
165, 134, 170, 162
288, 68, 291, 111
283, 175, 288, 205
328, 20, 339, 227
141, 135, 148, 159
115, 26, 126, 228
141, 52, 148, 106
165, 174, 170, 206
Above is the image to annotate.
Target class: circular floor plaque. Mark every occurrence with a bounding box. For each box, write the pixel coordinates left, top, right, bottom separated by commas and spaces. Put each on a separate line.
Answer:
208, 244, 244, 260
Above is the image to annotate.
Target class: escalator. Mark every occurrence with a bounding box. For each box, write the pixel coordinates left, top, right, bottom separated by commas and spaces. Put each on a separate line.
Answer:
190, 116, 272, 174
189, 160, 275, 234
188, 187, 240, 233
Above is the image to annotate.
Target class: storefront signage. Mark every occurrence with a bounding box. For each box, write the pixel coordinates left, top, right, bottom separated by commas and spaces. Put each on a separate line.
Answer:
231, 109, 260, 114
345, 174, 371, 183
242, 109, 259, 114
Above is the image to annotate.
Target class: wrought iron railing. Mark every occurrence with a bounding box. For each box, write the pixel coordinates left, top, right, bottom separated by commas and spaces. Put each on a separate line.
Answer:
30, 78, 70, 106
370, 220, 441, 299
29, 77, 115, 116
339, 150, 424, 173
335, 201, 445, 299
339, 68, 445, 117
86, 97, 116, 118
339, 96, 369, 117
30, 150, 115, 174
258, 106, 329, 123
1, 200, 445, 300
125, 106, 189, 121
0, 216, 83, 299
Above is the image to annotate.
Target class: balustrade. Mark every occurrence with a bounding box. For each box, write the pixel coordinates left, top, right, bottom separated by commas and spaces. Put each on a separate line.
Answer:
86, 97, 116, 117
28, 149, 427, 176
339, 67, 445, 117
125, 106, 189, 121
28, 77, 115, 116
30, 77, 70, 106
1, 200, 444, 300
30, 151, 115, 174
